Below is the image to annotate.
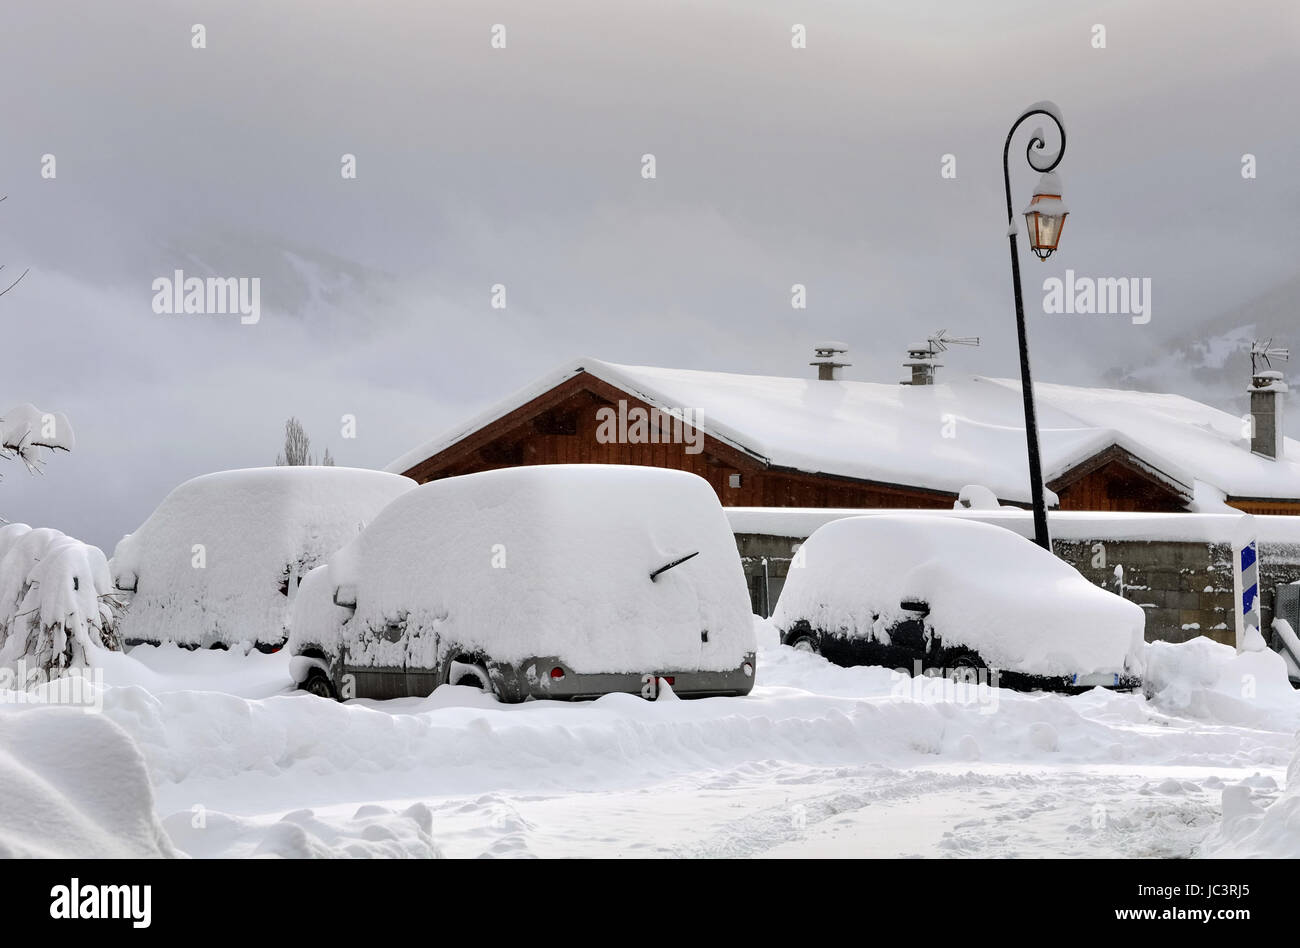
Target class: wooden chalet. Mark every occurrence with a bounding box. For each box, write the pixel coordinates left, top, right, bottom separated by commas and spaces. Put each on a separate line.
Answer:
388, 356, 1300, 517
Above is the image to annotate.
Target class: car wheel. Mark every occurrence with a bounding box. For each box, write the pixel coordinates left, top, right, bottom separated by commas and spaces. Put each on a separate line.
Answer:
943, 649, 986, 685
303, 669, 338, 700
790, 634, 820, 655
449, 660, 496, 697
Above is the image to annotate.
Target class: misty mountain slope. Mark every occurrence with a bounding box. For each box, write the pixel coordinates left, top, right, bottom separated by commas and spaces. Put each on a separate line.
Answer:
1104, 273, 1300, 436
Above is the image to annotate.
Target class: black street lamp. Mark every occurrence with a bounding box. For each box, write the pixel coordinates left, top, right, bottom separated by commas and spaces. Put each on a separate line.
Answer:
1003, 101, 1068, 551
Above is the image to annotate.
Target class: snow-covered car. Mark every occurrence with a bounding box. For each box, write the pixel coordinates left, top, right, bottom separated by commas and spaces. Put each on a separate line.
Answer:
110, 467, 417, 651
288, 464, 757, 702
771, 515, 1145, 691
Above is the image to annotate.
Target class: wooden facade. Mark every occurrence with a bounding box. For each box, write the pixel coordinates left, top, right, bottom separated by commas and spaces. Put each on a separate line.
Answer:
402, 373, 956, 509
1228, 498, 1300, 516
1048, 445, 1190, 513
400, 370, 1299, 515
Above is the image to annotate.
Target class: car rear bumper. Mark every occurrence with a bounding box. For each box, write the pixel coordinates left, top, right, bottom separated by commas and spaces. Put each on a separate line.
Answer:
291, 651, 758, 701
998, 668, 1142, 693
1069, 671, 1143, 690
499, 654, 758, 701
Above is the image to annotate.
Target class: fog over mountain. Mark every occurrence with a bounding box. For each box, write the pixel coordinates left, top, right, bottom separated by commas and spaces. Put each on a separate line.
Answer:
1104, 274, 1300, 421
2, 0, 1297, 550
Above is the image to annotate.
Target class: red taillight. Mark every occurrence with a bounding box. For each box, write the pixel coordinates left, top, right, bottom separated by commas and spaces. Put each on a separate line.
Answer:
550, 666, 565, 680
663, 676, 675, 686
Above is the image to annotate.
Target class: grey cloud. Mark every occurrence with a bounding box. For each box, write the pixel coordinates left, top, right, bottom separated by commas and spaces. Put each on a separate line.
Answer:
1, 0, 1297, 549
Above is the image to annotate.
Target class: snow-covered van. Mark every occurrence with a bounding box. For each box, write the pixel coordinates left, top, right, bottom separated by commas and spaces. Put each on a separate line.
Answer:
111, 467, 417, 650
288, 465, 757, 702
772, 515, 1145, 691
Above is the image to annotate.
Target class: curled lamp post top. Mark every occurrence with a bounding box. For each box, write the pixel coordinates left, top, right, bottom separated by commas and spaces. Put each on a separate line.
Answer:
1004, 101, 1066, 223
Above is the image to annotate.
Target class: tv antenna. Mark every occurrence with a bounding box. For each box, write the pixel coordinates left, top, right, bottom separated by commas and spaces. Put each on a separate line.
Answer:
1251, 339, 1290, 375
925, 329, 980, 356
902, 330, 981, 385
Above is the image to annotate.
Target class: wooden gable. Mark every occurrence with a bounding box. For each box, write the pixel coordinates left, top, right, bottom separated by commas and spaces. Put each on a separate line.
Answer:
1047, 444, 1192, 513
399, 372, 1294, 514
398, 371, 960, 510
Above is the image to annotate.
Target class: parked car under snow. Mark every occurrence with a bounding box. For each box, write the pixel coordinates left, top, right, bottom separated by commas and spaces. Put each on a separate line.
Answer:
771, 515, 1145, 691
110, 467, 416, 651
288, 465, 757, 702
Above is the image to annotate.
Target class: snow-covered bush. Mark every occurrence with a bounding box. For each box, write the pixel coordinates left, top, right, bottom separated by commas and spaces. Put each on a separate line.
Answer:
0, 523, 120, 674
111, 467, 416, 649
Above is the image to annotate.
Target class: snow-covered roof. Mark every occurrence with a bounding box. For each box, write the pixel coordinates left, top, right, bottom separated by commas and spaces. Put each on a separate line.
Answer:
387, 358, 1300, 504
723, 507, 1300, 545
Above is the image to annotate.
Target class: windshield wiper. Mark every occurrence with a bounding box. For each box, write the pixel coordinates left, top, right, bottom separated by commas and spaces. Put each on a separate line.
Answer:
650, 551, 699, 582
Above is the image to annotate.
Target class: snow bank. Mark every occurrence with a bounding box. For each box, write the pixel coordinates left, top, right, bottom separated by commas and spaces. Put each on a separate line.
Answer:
1145, 635, 1299, 728
771, 515, 1145, 677
1206, 740, 1300, 857
112, 467, 415, 648
10, 625, 1282, 858
91, 635, 1291, 829
0, 707, 176, 857
97, 642, 293, 700
291, 465, 754, 674
161, 804, 443, 858
0, 523, 120, 673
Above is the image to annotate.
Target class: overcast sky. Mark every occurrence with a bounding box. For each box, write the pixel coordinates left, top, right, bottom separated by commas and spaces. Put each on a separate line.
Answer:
2, 0, 1298, 550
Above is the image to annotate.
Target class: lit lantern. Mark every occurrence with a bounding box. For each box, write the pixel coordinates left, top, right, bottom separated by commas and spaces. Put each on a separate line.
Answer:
1021, 172, 1068, 261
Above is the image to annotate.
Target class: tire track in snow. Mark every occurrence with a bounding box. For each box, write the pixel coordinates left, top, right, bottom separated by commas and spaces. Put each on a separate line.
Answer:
675, 767, 1233, 859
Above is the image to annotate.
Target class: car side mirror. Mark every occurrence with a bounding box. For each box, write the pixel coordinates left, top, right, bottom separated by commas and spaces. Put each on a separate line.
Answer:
900, 598, 930, 617
333, 584, 357, 608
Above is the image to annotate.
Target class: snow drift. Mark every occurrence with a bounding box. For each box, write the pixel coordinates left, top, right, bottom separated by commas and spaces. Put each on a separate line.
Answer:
0, 707, 176, 858
1157, 636, 1300, 857
111, 467, 415, 649
771, 515, 1146, 678
1145, 635, 1298, 729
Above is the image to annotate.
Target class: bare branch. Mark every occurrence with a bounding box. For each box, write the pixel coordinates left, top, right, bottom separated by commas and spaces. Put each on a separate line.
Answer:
0, 266, 29, 299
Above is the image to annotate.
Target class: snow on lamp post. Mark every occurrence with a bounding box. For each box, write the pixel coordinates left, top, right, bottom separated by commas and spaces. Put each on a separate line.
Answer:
1022, 173, 1068, 261
1002, 101, 1067, 551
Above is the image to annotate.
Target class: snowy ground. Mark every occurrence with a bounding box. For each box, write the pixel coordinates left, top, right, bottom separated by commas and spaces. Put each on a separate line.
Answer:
3, 621, 1296, 858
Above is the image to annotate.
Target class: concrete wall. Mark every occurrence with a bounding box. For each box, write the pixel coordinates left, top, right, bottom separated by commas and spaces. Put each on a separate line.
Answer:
1050, 538, 1300, 645
735, 524, 1300, 647
735, 533, 803, 619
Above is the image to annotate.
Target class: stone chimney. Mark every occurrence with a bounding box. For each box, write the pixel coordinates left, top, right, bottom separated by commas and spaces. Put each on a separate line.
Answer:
902, 345, 939, 386
810, 343, 850, 381
1249, 369, 1288, 459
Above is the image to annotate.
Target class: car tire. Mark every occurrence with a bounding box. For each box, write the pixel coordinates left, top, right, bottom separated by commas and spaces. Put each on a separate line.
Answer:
449, 660, 497, 698
789, 633, 820, 655
942, 649, 986, 685
302, 669, 338, 701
